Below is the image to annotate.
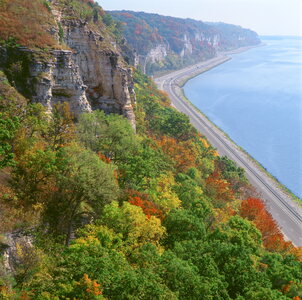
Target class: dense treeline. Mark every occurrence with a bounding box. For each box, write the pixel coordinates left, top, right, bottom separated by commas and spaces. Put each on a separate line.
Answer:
109, 11, 260, 74
1, 68, 302, 299
0, 0, 301, 298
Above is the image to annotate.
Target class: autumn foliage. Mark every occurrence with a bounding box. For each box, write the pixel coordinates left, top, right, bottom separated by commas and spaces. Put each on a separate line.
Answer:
0, 0, 58, 48
127, 189, 164, 220
155, 136, 199, 172
0, 10, 301, 297
240, 198, 294, 252
206, 169, 235, 205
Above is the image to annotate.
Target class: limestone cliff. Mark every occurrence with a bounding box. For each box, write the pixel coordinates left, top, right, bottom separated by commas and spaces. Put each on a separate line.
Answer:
0, 232, 34, 277
109, 11, 261, 75
0, 0, 136, 128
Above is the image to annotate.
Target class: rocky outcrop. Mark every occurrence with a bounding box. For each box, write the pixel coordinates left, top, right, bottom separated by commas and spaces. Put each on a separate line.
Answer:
109, 11, 261, 75
62, 19, 136, 126
0, 232, 33, 275
30, 49, 92, 115
0, 2, 136, 129
139, 44, 168, 73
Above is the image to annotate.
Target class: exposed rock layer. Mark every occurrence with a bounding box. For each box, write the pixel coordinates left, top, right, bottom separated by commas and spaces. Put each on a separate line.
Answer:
0, 2, 136, 128
109, 11, 260, 74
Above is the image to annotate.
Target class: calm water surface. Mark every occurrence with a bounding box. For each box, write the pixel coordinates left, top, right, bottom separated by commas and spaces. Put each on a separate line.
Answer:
184, 37, 302, 198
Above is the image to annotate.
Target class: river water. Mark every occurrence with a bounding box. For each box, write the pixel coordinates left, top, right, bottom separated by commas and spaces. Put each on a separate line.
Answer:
184, 37, 302, 199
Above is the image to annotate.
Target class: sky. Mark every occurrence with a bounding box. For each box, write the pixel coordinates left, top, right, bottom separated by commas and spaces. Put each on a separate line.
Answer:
97, 0, 302, 36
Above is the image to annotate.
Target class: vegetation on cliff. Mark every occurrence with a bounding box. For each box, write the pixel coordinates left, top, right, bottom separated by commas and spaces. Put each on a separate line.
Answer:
1, 67, 302, 299
109, 11, 260, 74
0, 0, 123, 51
0, 0, 301, 299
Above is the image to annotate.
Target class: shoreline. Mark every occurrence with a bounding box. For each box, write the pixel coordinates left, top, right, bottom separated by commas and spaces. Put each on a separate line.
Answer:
156, 43, 302, 206
154, 43, 265, 86
155, 44, 302, 246
175, 43, 266, 88
178, 45, 302, 206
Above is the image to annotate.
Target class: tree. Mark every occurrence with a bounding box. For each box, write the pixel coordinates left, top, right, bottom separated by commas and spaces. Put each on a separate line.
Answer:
148, 172, 181, 212
0, 71, 26, 168
216, 156, 248, 195
163, 209, 206, 247
0, 114, 20, 168
261, 252, 302, 299
102, 14, 114, 27
207, 216, 269, 298
100, 201, 166, 251
155, 135, 199, 172
129, 195, 164, 221
118, 138, 172, 189
45, 102, 76, 150
68, 274, 105, 300
172, 240, 231, 300
40, 226, 173, 299
12, 143, 119, 245
240, 198, 293, 252
45, 144, 120, 245
206, 169, 235, 207
77, 110, 138, 163
159, 250, 205, 299
237, 287, 289, 300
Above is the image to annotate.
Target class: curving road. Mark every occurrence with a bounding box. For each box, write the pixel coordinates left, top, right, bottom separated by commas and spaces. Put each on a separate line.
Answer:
155, 56, 302, 247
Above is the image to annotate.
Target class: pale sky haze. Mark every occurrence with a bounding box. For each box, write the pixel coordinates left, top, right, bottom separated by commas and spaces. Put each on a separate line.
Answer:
98, 0, 302, 36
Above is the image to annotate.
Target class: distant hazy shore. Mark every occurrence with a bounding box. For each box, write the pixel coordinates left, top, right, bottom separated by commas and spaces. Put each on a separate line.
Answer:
174, 43, 266, 88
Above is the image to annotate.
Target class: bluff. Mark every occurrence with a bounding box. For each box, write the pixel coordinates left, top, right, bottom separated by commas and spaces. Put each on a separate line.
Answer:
0, 0, 136, 127
109, 11, 261, 74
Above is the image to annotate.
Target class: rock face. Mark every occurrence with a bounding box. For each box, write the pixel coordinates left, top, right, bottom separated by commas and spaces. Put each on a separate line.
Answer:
30, 49, 92, 115
138, 44, 168, 73
109, 11, 261, 75
0, 2, 136, 129
62, 19, 136, 125
0, 232, 33, 276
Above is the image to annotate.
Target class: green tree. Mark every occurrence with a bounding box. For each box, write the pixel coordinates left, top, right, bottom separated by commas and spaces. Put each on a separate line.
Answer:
118, 138, 172, 189
159, 250, 205, 299
237, 287, 288, 300
45, 144, 120, 245
100, 201, 165, 251
0, 114, 19, 168
261, 252, 302, 290
172, 240, 230, 300
0, 71, 26, 168
12, 143, 119, 245
207, 216, 270, 298
77, 110, 138, 163
36, 227, 174, 299
163, 209, 206, 247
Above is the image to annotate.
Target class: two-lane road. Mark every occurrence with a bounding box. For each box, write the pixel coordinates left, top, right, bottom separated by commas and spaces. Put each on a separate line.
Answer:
155, 60, 302, 247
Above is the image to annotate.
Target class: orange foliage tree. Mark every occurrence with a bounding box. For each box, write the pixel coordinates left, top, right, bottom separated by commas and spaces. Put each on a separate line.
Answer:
240, 197, 294, 252
127, 189, 164, 221
155, 136, 199, 172
71, 274, 104, 299
206, 169, 235, 206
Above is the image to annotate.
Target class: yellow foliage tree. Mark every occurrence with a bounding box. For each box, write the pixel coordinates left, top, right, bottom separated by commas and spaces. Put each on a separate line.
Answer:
101, 202, 166, 251
149, 172, 181, 212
